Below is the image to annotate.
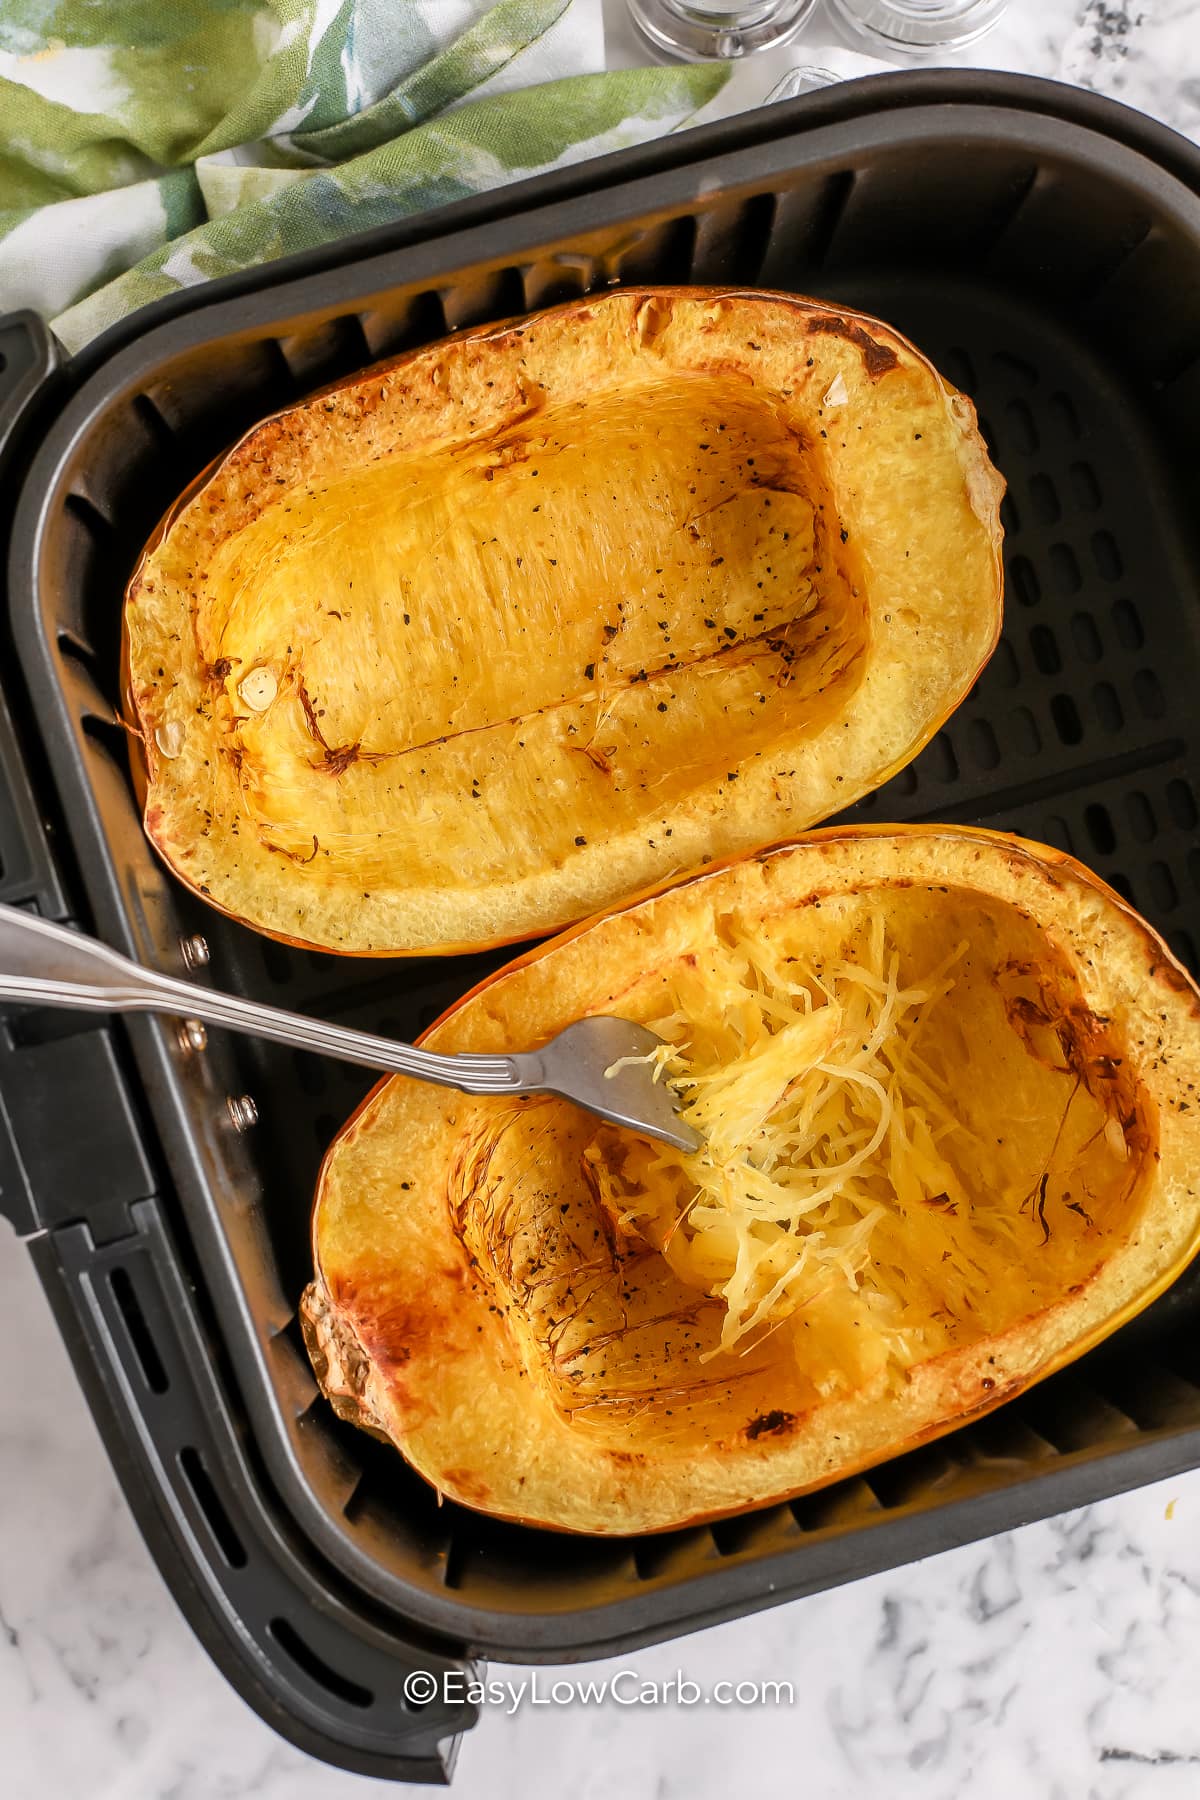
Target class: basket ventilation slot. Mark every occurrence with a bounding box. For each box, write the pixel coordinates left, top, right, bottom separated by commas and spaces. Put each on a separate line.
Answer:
267, 1617, 374, 1709
179, 1446, 248, 1569
109, 1264, 169, 1393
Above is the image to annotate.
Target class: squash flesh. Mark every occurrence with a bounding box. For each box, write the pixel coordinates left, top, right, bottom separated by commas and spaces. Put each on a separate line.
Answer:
303, 829, 1200, 1532
203, 381, 862, 883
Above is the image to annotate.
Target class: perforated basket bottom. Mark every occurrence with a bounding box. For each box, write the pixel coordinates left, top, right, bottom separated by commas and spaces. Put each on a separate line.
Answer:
828, 271, 1197, 944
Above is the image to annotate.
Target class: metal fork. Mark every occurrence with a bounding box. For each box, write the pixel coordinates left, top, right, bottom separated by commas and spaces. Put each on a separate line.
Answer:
0, 904, 700, 1152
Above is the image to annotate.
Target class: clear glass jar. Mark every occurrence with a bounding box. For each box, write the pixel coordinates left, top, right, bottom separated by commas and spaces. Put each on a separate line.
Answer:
825, 0, 1009, 54
625, 0, 819, 61
764, 64, 843, 101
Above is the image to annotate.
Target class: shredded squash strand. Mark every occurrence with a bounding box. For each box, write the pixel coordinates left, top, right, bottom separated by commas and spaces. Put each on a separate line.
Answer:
587, 913, 1087, 1377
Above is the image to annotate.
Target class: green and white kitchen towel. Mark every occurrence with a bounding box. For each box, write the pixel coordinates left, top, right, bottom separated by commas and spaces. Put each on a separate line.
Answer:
0, 0, 730, 352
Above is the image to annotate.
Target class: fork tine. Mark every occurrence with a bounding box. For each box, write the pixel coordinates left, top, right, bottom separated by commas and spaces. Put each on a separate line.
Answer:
528, 1017, 702, 1153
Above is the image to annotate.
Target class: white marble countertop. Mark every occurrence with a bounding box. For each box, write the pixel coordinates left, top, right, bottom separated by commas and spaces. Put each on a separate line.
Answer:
5, 3, 1200, 1797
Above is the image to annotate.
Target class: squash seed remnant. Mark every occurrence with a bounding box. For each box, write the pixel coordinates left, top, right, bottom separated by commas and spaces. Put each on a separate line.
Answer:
239, 666, 278, 712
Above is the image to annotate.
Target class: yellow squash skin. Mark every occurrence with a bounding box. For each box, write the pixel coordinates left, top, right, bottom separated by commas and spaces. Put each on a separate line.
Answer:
302, 828, 1200, 1535
123, 290, 1004, 955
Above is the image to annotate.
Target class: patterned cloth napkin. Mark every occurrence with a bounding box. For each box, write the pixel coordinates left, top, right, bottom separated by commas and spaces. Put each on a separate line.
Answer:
0, 0, 731, 352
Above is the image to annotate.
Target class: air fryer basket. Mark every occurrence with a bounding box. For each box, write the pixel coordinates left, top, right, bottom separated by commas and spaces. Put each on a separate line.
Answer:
5, 71, 1200, 1778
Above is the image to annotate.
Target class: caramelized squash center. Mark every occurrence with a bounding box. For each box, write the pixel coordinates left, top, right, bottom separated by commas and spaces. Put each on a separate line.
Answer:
198, 379, 867, 884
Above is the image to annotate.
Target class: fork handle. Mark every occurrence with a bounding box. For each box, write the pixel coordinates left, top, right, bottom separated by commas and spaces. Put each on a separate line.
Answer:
0, 904, 525, 1095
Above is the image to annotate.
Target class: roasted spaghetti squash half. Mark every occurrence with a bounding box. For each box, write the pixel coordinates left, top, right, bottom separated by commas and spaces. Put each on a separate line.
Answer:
123, 289, 1003, 954
302, 828, 1200, 1534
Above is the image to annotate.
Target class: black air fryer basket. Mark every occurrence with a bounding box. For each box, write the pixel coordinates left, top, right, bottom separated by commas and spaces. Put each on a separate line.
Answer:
3, 72, 1200, 1783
